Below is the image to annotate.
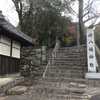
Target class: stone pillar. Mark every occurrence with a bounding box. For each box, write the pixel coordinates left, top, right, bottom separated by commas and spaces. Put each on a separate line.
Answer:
41, 46, 46, 62
86, 28, 100, 79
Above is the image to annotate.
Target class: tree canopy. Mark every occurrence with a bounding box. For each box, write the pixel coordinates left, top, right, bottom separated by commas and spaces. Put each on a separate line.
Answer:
12, 0, 100, 46
13, 0, 72, 47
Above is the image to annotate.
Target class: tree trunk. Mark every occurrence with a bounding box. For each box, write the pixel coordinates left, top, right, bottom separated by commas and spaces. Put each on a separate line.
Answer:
79, 0, 85, 44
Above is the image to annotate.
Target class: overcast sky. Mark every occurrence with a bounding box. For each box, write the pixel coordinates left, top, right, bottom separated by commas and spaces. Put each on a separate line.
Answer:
71, 0, 100, 26
0, 0, 100, 27
0, 0, 19, 26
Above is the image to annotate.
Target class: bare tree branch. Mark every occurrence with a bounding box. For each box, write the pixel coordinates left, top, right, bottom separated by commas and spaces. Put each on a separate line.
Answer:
83, 11, 89, 17
83, 0, 94, 18
84, 0, 93, 11
83, 15, 99, 23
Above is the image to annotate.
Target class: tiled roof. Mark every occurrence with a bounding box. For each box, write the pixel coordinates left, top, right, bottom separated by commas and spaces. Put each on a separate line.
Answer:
0, 11, 33, 46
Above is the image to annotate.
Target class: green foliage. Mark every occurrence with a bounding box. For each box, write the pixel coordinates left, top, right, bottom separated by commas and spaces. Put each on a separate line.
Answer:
60, 35, 76, 47
21, 0, 71, 47
63, 36, 73, 44
13, 0, 72, 47
95, 25, 100, 48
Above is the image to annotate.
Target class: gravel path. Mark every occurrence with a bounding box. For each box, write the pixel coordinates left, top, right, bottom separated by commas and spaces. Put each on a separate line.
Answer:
1, 83, 100, 100
90, 95, 100, 100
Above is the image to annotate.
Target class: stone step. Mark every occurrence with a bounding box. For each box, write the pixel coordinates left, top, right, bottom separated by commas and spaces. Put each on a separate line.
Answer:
59, 46, 86, 51
49, 64, 87, 68
47, 94, 89, 100
57, 49, 86, 52
46, 71, 85, 78
46, 72, 85, 79
48, 52, 86, 57
50, 60, 86, 64
55, 52, 86, 56
52, 60, 87, 64
59, 47, 86, 50
33, 79, 87, 89
52, 57, 86, 61
53, 61, 87, 65
6, 86, 28, 95
57, 52, 86, 56
32, 85, 86, 95
57, 49, 86, 53
45, 76, 84, 80
49, 49, 86, 54
48, 57, 86, 61
42, 77, 100, 87
54, 58, 87, 62
41, 77, 87, 84
50, 63, 87, 67
31, 91, 88, 100
47, 69, 87, 74
0, 77, 24, 94
48, 62, 87, 66
46, 70, 86, 74
47, 69, 86, 73
47, 67, 87, 72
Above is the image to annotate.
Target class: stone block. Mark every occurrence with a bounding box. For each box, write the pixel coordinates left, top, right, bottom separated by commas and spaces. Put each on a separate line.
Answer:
7, 86, 27, 95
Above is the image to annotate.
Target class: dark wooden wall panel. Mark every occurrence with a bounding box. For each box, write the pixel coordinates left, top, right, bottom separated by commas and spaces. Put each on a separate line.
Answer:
0, 55, 20, 75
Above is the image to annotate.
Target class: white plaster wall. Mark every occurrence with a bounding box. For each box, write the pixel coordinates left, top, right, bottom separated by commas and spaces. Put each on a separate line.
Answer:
12, 41, 21, 58
0, 35, 21, 58
12, 48, 20, 58
0, 43, 10, 56
0, 35, 11, 45
12, 41, 20, 49
0, 36, 11, 56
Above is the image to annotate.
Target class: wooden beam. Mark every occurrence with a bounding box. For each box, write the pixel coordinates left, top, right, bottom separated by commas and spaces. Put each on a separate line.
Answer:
10, 40, 13, 57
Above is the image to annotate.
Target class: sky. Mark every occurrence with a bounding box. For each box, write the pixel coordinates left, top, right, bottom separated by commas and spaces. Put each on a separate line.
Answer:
71, 0, 100, 26
0, 0, 100, 27
0, 0, 19, 26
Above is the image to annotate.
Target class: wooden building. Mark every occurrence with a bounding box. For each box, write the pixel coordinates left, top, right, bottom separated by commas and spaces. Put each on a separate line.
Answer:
0, 11, 33, 75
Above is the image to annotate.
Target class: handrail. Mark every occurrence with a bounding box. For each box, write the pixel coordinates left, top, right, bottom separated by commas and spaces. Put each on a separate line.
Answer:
42, 40, 60, 78
95, 44, 100, 68
95, 44, 100, 56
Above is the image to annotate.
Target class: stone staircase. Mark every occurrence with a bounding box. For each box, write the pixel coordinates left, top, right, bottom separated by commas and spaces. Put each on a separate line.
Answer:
4, 45, 100, 100
4, 45, 99, 100
28, 45, 91, 100
45, 45, 87, 79
30, 78, 89, 100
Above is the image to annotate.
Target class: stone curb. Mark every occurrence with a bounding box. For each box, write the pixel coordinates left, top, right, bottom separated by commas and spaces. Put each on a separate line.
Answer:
0, 77, 24, 96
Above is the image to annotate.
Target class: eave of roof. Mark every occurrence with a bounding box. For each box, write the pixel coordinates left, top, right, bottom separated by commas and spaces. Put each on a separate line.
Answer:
0, 16, 33, 46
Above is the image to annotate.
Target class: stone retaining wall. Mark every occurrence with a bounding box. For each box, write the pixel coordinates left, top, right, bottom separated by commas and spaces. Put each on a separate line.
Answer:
20, 46, 52, 79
